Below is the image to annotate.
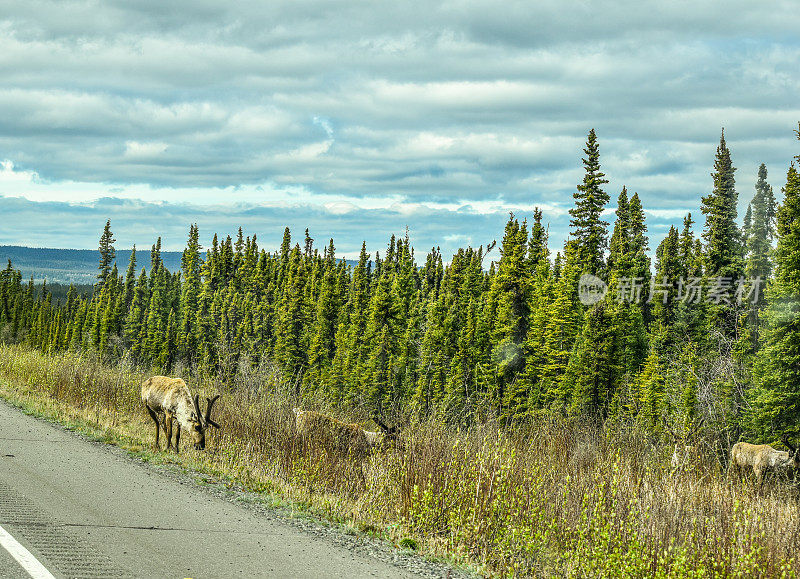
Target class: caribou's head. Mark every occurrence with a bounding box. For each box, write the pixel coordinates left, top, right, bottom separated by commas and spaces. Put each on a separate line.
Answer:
782, 434, 800, 468
374, 418, 402, 451
190, 394, 221, 450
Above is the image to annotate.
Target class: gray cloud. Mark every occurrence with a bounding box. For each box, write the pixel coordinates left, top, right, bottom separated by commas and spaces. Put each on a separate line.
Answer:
0, 0, 798, 254
0, 195, 511, 260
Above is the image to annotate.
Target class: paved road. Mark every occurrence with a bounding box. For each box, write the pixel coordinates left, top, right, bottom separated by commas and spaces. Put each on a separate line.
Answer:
0, 398, 417, 578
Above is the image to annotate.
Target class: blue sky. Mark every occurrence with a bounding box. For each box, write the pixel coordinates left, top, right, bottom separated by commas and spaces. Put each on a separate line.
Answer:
0, 0, 798, 260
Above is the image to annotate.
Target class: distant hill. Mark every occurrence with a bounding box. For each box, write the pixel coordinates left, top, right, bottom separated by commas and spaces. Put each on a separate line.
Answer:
1, 245, 360, 285
0, 246, 183, 284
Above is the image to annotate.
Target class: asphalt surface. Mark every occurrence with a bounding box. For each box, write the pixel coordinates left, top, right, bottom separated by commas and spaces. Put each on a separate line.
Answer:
0, 398, 418, 578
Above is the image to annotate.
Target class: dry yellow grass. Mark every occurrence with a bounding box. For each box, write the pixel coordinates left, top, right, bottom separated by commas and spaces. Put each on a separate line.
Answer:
0, 344, 798, 577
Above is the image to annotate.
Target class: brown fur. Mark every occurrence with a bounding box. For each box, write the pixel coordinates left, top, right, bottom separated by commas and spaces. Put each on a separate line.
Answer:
730, 440, 800, 486
141, 376, 219, 452
293, 408, 373, 459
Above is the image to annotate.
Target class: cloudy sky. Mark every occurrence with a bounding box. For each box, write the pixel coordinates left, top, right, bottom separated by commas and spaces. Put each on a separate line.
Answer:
0, 0, 798, 260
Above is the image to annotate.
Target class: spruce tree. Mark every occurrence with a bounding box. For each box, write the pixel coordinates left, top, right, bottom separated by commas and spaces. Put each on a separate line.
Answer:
122, 246, 137, 309
489, 215, 530, 416
124, 268, 148, 356
608, 189, 648, 397
527, 208, 548, 272
569, 129, 610, 276
607, 188, 630, 278
746, 163, 776, 291
739, 164, 777, 354
144, 265, 168, 363
748, 127, 800, 436
362, 244, 398, 411
413, 287, 449, 415
178, 224, 202, 363
637, 351, 665, 432
305, 263, 340, 391
159, 308, 178, 371
628, 193, 651, 284
330, 242, 370, 406
565, 301, 616, 417
512, 220, 552, 418
651, 226, 681, 346
97, 220, 116, 287
273, 246, 307, 378
701, 130, 743, 338
150, 237, 162, 273
543, 246, 582, 406
742, 204, 753, 243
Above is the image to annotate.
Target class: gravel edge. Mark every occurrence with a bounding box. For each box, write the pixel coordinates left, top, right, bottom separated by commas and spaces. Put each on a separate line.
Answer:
13, 400, 476, 579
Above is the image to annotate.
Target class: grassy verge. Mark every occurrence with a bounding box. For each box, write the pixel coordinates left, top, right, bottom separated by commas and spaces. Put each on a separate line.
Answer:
1, 344, 798, 577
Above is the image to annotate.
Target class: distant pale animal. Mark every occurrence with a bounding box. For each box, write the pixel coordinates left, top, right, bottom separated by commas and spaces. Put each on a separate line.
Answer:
664, 418, 704, 474
729, 434, 800, 486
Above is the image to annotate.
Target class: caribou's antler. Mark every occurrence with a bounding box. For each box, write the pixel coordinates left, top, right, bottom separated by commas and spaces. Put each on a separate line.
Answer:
205, 395, 221, 429
193, 394, 204, 426
782, 433, 796, 454
142, 376, 220, 452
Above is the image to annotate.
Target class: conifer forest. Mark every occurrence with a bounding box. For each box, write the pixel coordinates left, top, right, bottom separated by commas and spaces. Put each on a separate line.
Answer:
2, 125, 800, 443
4, 125, 800, 575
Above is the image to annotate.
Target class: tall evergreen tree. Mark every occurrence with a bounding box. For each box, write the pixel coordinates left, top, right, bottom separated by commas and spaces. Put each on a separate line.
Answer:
569, 129, 610, 276
746, 163, 776, 288
489, 215, 530, 416
178, 224, 202, 363
748, 127, 800, 436
701, 130, 743, 338
122, 246, 137, 309
739, 164, 777, 354
97, 220, 116, 287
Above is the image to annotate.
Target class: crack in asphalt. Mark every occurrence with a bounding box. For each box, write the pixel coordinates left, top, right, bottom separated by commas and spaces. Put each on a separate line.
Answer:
63, 522, 276, 534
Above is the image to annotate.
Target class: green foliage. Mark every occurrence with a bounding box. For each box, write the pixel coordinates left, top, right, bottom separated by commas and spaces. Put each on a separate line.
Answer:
570, 128, 610, 276
97, 219, 116, 287
701, 130, 744, 339
739, 163, 778, 355
748, 127, 800, 437
2, 123, 799, 443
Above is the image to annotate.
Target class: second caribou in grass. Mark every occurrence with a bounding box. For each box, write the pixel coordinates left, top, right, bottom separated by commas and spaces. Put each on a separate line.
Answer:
293, 408, 400, 459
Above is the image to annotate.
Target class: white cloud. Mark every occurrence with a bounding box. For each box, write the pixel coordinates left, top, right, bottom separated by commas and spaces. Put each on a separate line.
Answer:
124, 141, 168, 158
444, 233, 473, 245
274, 140, 332, 161
0, 160, 39, 184
324, 201, 359, 215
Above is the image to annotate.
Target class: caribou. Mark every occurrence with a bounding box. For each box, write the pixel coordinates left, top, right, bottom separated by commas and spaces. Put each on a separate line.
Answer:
141, 376, 220, 452
293, 408, 400, 460
729, 434, 800, 486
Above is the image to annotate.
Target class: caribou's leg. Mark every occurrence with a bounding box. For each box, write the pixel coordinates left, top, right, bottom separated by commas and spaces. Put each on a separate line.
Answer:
756, 466, 765, 492
145, 404, 161, 451
175, 424, 181, 454
358, 462, 367, 492
164, 411, 174, 451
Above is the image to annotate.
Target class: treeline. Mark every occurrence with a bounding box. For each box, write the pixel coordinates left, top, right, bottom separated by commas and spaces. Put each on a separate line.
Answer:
2, 126, 799, 439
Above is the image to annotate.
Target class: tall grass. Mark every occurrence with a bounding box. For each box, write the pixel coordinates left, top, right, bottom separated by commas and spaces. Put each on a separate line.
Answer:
0, 343, 797, 577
